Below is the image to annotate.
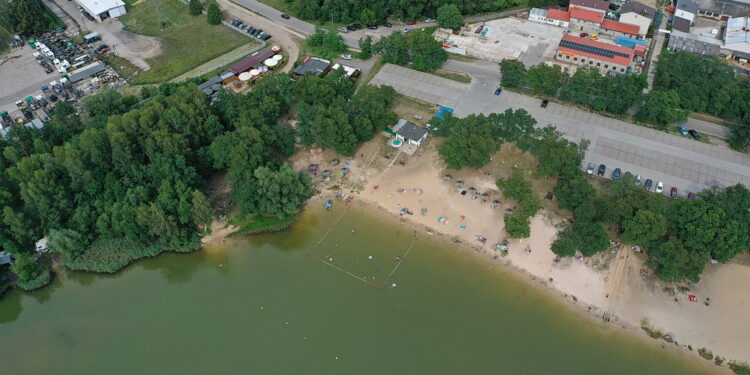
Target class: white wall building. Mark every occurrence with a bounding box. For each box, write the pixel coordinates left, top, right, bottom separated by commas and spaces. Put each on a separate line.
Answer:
75, 0, 127, 22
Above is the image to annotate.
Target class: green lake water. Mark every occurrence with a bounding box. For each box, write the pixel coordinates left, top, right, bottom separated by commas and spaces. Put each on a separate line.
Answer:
0, 205, 723, 375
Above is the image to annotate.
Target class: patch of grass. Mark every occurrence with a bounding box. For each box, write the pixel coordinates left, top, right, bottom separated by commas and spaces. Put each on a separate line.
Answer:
66, 237, 199, 273
120, 0, 255, 84
103, 54, 141, 81
698, 347, 714, 360
447, 53, 480, 63
230, 213, 299, 235
730, 362, 750, 375
392, 94, 435, 126
640, 319, 675, 343
431, 68, 471, 83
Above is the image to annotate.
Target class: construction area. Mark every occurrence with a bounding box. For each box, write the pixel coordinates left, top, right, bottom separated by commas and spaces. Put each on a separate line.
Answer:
434, 16, 566, 66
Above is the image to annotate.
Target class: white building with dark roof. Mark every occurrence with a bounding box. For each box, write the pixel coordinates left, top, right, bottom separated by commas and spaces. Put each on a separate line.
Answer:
74, 0, 126, 22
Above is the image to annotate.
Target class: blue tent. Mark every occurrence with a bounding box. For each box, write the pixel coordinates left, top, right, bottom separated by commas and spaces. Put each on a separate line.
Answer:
436, 106, 454, 119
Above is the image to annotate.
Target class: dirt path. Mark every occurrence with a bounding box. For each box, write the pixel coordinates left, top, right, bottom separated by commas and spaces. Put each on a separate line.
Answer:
216, 0, 300, 73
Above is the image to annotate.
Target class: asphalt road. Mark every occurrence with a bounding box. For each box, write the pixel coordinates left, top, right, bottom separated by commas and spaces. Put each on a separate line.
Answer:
370, 63, 750, 196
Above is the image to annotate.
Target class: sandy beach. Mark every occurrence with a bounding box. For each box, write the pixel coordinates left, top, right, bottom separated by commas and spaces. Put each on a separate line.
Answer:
290, 134, 750, 369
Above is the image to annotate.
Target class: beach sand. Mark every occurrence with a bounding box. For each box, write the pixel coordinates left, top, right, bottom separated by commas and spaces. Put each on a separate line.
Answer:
294, 135, 750, 368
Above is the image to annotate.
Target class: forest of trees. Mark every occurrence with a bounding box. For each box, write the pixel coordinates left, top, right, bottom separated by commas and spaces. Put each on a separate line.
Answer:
280, 0, 528, 25
1, 70, 397, 290
0, 0, 63, 34
653, 51, 750, 149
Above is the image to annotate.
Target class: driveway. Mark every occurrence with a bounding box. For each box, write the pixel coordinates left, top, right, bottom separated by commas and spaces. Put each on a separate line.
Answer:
50, 0, 161, 70
369, 63, 750, 195
216, 0, 300, 73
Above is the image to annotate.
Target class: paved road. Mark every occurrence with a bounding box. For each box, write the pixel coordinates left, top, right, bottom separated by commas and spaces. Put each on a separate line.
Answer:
370, 63, 750, 195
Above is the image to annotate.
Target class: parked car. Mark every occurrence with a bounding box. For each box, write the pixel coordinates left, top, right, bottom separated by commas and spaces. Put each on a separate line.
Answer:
644, 179, 653, 191
281, 13, 291, 19
337, 27, 349, 33
612, 168, 622, 180
656, 181, 664, 193
494, 87, 502, 95
590, 34, 598, 40
425, 18, 436, 23
367, 25, 378, 30
579, 32, 589, 38
407, 20, 417, 25
403, 28, 412, 32
346, 25, 357, 31
676, 125, 688, 135
383, 22, 392, 27
597, 164, 606, 177
352, 23, 362, 29
688, 129, 701, 140
541, 99, 549, 108
670, 187, 678, 197
586, 163, 596, 174
340, 54, 352, 60
688, 192, 697, 200
261, 34, 272, 40
635, 174, 642, 185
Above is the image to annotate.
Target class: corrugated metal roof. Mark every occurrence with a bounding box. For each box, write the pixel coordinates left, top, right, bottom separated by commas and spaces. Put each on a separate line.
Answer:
548, 8, 571, 21
726, 17, 750, 44
530, 8, 548, 17
601, 20, 640, 34
229, 49, 275, 74
570, 7, 605, 23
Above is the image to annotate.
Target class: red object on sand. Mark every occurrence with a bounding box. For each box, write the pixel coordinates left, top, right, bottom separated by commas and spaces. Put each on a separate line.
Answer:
688, 294, 697, 302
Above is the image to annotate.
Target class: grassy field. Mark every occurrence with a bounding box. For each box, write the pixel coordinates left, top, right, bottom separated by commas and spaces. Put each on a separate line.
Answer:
103, 54, 141, 81
120, 0, 256, 84
431, 68, 471, 83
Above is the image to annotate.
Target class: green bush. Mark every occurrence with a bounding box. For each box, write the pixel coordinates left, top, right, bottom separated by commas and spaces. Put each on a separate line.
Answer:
730, 362, 750, 375
66, 237, 199, 273
698, 347, 713, 360
16, 269, 52, 291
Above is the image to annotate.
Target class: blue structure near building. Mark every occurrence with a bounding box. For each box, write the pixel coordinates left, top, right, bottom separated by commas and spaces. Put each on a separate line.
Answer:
436, 106, 454, 119
615, 36, 649, 49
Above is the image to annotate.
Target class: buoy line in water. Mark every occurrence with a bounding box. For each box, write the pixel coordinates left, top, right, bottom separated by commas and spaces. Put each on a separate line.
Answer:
384, 238, 417, 284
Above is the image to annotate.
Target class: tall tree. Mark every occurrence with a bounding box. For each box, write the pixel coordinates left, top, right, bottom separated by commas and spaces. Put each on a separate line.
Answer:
526, 64, 566, 96
499, 59, 527, 88
189, 0, 204, 15
206, 1, 223, 25
436, 4, 464, 30
635, 90, 689, 128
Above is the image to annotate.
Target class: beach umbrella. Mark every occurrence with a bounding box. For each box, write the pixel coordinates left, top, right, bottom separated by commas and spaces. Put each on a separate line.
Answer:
249, 69, 260, 76
455, 180, 464, 187
271, 45, 281, 52
264, 58, 278, 67
330, 159, 340, 166
273, 54, 283, 61
238, 72, 252, 81
322, 170, 332, 177
492, 200, 501, 208
341, 167, 350, 174
468, 187, 477, 195
443, 174, 452, 181
258, 66, 269, 73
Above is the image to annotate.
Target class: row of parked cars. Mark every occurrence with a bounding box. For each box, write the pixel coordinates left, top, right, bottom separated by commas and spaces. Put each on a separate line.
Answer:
229, 19, 272, 41
676, 125, 701, 140
587, 163, 696, 199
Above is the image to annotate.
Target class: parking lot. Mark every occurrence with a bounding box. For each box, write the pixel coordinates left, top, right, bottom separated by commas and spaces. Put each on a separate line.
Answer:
369, 63, 750, 196
0, 48, 60, 115
434, 17, 564, 65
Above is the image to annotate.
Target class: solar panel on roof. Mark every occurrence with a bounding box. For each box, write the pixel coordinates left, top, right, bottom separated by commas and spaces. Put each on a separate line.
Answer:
559, 40, 630, 59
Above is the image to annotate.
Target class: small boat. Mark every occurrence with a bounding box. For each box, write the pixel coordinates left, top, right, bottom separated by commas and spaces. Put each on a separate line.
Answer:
325, 200, 333, 210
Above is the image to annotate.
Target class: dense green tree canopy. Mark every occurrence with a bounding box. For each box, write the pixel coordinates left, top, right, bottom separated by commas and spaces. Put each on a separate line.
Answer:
499, 59, 527, 88
436, 4, 463, 30
189, 0, 204, 15
307, 27, 348, 54
373, 30, 447, 72
635, 90, 689, 128
207, 2, 222, 24
526, 64, 566, 96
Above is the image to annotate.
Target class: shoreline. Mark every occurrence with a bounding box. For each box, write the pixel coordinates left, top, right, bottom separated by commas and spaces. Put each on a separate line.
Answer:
339, 195, 737, 373
292, 138, 749, 372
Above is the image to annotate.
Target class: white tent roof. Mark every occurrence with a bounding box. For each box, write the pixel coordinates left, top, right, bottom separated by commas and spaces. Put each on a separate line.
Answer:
77, 0, 125, 15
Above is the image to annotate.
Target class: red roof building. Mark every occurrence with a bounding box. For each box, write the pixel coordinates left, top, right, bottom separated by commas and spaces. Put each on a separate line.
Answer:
569, 7, 605, 23
556, 35, 634, 67
569, 0, 610, 11
547, 8, 571, 22
600, 20, 640, 35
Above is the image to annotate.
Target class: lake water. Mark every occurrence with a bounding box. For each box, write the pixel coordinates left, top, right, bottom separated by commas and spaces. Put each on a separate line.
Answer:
0, 205, 723, 374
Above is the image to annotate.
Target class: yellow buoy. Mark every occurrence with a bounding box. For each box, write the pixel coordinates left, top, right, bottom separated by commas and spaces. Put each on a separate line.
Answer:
335, 356, 340, 360
260, 306, 265, 310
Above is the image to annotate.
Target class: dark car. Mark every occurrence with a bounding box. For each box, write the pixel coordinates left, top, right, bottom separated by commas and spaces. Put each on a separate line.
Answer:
253, 29, 263, 36
644, 179, 653, 191
346, 25, 357, 31
383, 22, 392, 27
580, 32, 589, 38
612, 168, 622, 180
541, 99, 549, 108
670, 187, 678, 198
262, 34, 272, 40
353, 23, 362, 29
688, 192, 697, 200
367, 25, 378, 30
688, 129, 701, 140
281, 13, 291, 19
494, 87, 502, 95
597, 164, 606, 177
